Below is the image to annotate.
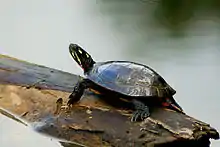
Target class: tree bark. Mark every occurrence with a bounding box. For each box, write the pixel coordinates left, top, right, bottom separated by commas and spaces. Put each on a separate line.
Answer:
0, 54, 219, 147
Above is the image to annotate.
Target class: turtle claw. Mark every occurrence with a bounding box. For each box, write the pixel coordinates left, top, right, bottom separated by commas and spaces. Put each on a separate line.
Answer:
67, 98, 77, 111
67, 91, 80, 106
140, 107, 150, 120
131, 111, 140, 122
131, 107, 150, 122
67, 99, 74, 107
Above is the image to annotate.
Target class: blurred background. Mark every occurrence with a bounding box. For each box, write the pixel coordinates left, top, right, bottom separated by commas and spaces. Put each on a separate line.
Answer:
0, 0, 220, 146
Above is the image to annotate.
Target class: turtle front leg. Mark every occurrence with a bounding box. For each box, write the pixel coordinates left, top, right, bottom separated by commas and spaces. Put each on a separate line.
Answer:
131, 99, 150, 122
67, 79, 90, 106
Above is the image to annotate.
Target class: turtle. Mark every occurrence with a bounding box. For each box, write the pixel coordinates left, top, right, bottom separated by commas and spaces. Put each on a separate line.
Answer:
67, 43, 184, 122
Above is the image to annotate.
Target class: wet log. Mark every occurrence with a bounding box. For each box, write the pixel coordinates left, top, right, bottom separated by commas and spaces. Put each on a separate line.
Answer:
0, 54, 219, 147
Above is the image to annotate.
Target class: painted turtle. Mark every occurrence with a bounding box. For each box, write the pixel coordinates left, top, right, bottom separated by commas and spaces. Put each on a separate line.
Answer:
67, 44, 184, 122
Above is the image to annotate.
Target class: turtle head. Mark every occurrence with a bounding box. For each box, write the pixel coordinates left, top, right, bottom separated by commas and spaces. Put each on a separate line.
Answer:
69, 44, 95, 72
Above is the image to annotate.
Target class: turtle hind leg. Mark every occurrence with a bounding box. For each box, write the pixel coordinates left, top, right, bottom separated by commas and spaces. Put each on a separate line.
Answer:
131, 99, 150, 122
67, 79, 90, 106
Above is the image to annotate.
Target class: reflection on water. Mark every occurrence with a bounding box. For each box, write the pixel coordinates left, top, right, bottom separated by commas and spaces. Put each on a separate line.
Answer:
0, 0, 219, 146
0, 114, 62, 147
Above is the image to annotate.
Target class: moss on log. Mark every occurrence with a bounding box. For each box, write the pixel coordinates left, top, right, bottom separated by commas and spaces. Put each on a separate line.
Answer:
0, 54, 219, 147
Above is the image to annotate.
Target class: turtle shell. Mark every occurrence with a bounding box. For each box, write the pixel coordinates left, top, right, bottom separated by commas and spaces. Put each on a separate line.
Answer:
85, 61, 176, 97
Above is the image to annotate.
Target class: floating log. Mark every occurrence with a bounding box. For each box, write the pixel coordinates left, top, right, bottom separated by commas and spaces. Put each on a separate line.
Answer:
0, 54, 219, 147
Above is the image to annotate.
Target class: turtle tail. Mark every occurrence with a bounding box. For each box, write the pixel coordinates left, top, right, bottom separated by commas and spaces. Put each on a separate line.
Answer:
163, 97, 185, 114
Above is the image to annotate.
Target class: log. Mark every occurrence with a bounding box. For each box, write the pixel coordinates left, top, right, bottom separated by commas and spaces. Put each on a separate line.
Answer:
0, 54, 219, 147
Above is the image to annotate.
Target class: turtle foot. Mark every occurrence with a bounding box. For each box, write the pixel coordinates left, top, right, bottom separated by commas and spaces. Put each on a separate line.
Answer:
131, 108, 150, 122
67, 95, 76, 106
131, 99, 150, 122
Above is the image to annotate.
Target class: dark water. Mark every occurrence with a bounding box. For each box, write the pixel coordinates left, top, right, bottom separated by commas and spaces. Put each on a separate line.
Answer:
0, 1, 219, 146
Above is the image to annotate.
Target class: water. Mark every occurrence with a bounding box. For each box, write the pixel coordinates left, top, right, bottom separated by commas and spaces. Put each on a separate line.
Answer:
0, 1, 219, 146
0, 114, 63, 147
